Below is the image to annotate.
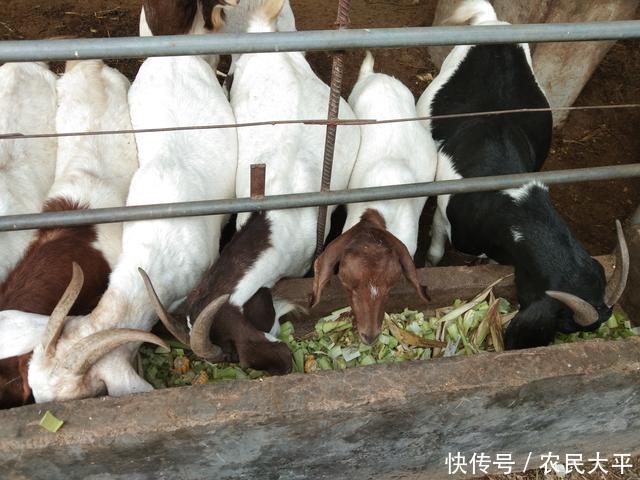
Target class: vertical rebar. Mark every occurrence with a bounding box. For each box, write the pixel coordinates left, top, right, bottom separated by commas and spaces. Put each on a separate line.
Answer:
315, 0, 352, 259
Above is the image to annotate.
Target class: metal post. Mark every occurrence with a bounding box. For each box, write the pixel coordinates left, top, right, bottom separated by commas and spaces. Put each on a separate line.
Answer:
250, 164, 266, 199
315, 0, 352, 259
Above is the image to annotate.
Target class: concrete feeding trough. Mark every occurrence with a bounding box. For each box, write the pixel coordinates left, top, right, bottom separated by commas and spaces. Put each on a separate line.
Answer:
1, 248, 639, 479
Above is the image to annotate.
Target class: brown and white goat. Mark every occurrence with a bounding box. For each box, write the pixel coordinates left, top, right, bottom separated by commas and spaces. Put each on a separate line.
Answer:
140, 212, 296, 376
0, 60, 138, 408
311, 52, 437, 344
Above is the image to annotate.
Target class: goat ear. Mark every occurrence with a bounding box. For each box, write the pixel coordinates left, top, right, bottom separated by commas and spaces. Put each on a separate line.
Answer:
311, 228, 357, 308
0, 311, 49, 359
381, 230, 430, 303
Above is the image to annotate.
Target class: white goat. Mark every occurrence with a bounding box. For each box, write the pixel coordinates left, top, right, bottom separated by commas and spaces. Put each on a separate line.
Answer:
0, 62, 57, 283
27, 55, 238, 402
138, 0, 359, 375
344, 52, 437, 255
230, 0, 359, 298
311, 52, 437, 343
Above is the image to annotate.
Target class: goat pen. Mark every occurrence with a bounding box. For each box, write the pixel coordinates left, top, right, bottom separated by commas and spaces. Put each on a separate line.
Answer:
0, 2, 639, 478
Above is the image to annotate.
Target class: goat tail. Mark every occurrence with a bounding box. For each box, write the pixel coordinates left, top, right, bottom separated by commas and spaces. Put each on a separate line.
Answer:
358, 50, 375, 81
64, 60, 81, 72
64, 59, 104, 73
444, 0, 498, 26
245, 0, 285, 32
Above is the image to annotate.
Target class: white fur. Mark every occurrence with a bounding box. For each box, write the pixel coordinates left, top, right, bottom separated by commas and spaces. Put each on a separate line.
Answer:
227, 1, 359, 309
0, 311, 49, 358
51, 60, 139, 267
504, 180, 548, 203
28, 56, 238, 403
369, 284, 379, 299
263, 332, 279, 343
343, 52, 437, 256
220, 0, 298, 76
0, 63, 57, 283
511, 227, 524, 243
446, 0, 501, 26
221, 0, 297, 34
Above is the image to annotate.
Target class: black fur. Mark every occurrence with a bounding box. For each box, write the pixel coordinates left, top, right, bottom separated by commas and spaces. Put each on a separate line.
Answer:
429, 44, 610, 349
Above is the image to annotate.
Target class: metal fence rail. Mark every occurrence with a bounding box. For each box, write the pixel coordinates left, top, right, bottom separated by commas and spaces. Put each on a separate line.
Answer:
1, 16, 639, 234
0, 21, 639, 62
1, 164, 638, 232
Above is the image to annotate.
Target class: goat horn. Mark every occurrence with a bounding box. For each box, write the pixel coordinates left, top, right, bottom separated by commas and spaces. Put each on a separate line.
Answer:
190, 294, 229, 362
138, 268, 191, 345
604, 219, 630, 307
61, 329, 168, 376
546, 290, 599, 327
43, 262, 84, 357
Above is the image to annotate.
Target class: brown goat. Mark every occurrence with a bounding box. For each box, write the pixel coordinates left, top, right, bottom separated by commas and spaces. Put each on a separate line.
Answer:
0, 198, 110, 409
311, 209, 429, 344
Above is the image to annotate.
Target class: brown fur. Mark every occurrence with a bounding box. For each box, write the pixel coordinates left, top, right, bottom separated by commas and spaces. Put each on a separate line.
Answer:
0, 198, 111, 409
142, 0, 229, 35
312, 209, 429, 344
143, 0, 199, 35
184, 212, 292, 375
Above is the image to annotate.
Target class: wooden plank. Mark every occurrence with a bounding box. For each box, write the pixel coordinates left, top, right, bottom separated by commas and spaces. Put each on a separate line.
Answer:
428, 0, 639, 126
1, 338, 638, 479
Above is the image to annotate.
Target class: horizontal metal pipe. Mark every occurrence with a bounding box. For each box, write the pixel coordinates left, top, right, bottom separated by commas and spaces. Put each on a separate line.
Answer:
0, 164, 638, 232
1, 21, 639, 62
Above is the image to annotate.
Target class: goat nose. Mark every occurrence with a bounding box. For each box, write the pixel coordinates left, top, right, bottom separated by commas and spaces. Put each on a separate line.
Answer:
360, 331, 379, 345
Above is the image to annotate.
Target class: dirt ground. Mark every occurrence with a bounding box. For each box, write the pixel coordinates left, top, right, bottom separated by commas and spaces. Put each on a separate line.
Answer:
2, 0, 639, 261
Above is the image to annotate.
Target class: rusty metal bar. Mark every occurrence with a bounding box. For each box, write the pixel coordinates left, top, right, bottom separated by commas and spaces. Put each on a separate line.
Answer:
250, 164, 266, 199
3, 103, 640, 141
315, 0, 352, 259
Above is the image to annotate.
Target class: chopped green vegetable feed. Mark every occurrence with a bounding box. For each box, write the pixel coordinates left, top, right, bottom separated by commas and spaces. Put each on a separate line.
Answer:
140, 290, 638, 387
39, 411, 64, 433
